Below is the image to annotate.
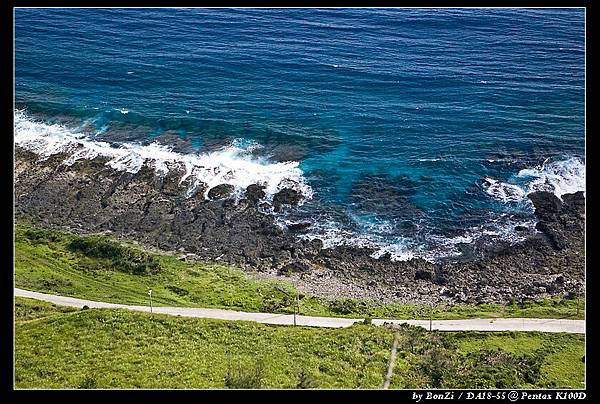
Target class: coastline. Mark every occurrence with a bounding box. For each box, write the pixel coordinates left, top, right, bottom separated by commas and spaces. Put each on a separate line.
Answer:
14, 146, 585, 306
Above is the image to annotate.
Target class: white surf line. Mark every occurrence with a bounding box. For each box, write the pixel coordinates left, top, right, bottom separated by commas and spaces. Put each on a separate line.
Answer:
14, 288, 585, 333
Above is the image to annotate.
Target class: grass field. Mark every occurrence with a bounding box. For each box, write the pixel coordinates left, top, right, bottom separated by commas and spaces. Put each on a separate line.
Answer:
14, 224, 585, 320
14, 297, 585, 389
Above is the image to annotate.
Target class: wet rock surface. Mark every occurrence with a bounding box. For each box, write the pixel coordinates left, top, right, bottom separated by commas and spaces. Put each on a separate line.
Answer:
207, 184, 235, 200
15, 147, 585, 305
272, 188, 303, 212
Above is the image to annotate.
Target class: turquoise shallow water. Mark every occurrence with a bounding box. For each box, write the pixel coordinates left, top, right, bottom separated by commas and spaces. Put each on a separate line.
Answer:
14, 8, 585, 260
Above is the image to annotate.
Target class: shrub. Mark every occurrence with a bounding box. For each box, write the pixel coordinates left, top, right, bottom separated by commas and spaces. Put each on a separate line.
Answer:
224, 359, 265, 389
448, 349, 544, 389
23, 227, 63, 244
78, 375, 98, 389
296, 370, 319, 389
419, 348, 456, 388
166, 285, 189, 297
67, 236, 162, 275
68, 237, 124, 259
330, 298, 369, 315
260, 292, 293, 313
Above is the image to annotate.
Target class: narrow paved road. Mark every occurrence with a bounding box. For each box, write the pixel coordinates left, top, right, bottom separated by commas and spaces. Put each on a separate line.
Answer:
15, 288, 585, 333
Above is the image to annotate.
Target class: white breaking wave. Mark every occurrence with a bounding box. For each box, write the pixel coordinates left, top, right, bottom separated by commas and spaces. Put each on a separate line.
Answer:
483, 177, 527, 202
518, 157, 585, 199
296, 216, 421, 262
300, 226, 419, 262
14, 110, 313, 202
484, 157, 585, 203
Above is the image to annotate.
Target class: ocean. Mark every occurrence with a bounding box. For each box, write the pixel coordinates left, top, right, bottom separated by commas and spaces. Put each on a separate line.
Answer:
14, 8, 586, 261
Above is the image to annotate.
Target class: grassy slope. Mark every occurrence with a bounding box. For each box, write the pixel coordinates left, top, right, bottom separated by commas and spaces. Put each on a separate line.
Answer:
452, 332, 585, 389
14, 223, 585, 320
14, 296, 78, 322
14, 297, 585, 389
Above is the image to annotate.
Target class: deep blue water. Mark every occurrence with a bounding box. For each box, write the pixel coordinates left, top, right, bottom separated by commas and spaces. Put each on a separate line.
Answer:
15, 8, 585, 260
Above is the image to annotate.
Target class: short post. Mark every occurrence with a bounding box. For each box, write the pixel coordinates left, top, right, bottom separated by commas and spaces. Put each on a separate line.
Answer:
429, 302, 433, 332
148, 289, 153, 313
293, 293, 298, 327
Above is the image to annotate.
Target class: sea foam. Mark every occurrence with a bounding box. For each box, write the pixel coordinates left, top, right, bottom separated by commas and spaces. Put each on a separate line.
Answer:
483, 177, 526, 202
484, 156, 585, 203
518, 157, 585, 199
14, 110, 313, 202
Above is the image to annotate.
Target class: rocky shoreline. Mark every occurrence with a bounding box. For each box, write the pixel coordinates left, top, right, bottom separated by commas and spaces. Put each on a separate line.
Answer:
14, 147, 585, 305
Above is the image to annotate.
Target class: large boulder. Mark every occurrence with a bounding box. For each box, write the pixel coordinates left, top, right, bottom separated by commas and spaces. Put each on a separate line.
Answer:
528, 191, 562, 221
528, 191, 585, 251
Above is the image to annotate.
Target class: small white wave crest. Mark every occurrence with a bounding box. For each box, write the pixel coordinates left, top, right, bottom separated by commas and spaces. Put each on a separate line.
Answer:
298, 221, 420, 262
483, 177, 526, 202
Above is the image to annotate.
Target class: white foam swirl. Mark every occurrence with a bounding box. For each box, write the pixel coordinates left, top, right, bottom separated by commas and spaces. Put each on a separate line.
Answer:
484, 157, 585, 203
14, 110, 313, 202
518, 157, 585, 199
483, 177, 526, 202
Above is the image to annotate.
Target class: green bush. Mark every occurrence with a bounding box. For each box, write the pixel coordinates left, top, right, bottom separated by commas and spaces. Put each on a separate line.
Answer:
165, 285, 189, 297
330, 298, 369, 315
260, 288, 294, 312
224, 360, 265, 389
419, 348, 456, 388
78, 375, 98, 389
23, 227, 63, 244
67, 236, 162, 275
426, 348, 545, 389
296, 370, 319, 389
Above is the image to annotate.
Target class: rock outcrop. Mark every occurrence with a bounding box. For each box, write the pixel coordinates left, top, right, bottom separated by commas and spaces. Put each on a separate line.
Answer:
14, 147, 585, 305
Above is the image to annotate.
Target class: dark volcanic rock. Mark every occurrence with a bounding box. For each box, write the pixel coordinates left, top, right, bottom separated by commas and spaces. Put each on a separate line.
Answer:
245, 184, 266, 204
14, 146, 585, 306
272, 188, 303, 212
350, 174, 422, 235
414, 269, 433, 281
562, 191, 586, 218
287, 222, 312, 232
529, 191, 563, 221
279, 261, 312, 275
528, 191, 584, 251
207, 184, 235, 200
154, 131, 195, 154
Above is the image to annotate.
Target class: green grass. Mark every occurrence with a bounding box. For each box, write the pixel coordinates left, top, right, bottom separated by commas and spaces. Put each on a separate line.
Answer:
14, 223, 585, 320
14, 296, 78, 322
451, 332, 586, 389
13, 298, 585, 389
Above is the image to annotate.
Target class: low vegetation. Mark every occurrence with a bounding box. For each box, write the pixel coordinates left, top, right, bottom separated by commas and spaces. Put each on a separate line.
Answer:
14, 298, 585, 389
14, 296, 77, 322
14, 223, 585, 320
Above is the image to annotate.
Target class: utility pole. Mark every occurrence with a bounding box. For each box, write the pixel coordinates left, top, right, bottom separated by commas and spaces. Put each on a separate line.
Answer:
148, 289, 153, 313
293, 292, 298, 327
429, 283, 433, 332
429, 301, 433, 332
